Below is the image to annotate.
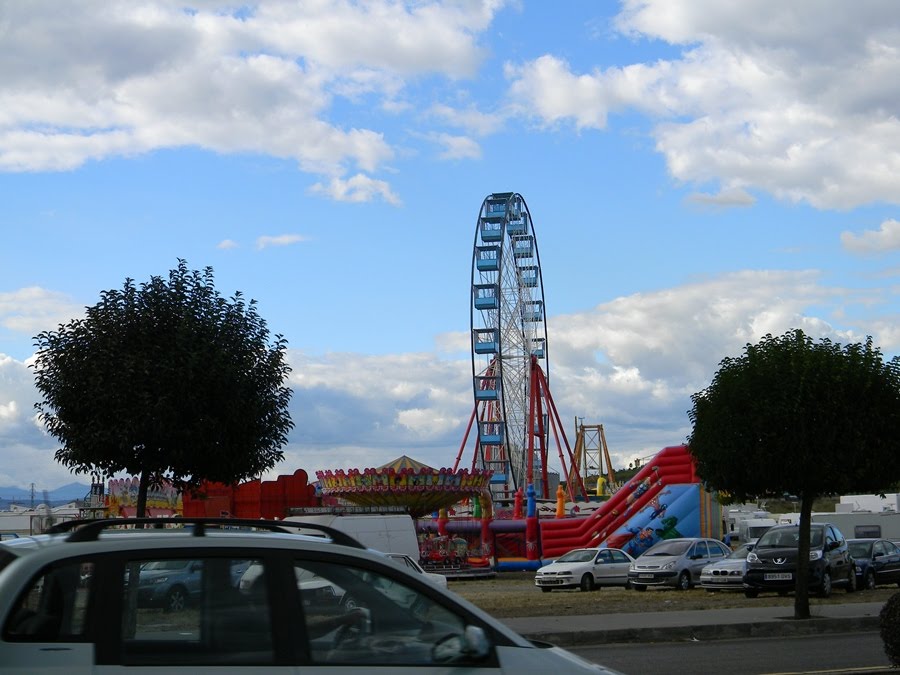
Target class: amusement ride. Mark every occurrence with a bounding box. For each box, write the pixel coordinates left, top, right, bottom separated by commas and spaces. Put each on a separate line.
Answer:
455, 192, 587, 503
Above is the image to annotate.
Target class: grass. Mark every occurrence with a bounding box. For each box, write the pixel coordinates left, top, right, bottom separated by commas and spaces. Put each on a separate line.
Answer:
448, 571, 899, 618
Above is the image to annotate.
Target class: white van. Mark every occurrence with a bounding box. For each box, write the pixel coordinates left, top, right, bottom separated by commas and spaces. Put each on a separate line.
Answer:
285, 511, 420, 560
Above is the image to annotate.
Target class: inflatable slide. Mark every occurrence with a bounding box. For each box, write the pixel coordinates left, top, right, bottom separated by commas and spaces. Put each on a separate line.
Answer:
539, 445, 707, 560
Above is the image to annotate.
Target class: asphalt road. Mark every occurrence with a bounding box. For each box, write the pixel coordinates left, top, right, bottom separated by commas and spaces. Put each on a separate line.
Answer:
571, 631, 891, 675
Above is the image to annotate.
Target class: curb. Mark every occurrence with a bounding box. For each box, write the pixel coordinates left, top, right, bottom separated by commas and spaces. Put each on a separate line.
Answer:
521, 616, 881, 647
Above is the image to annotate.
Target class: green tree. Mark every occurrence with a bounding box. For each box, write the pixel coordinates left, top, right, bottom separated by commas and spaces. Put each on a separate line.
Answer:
688, 329, 900, 618
32, 260, 294, 518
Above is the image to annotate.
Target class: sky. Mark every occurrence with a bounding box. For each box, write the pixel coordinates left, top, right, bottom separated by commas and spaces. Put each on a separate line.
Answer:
2, 0, 900, 491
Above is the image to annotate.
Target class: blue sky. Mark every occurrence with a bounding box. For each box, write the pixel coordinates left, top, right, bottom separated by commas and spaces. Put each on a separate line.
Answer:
2, 0, 900, 490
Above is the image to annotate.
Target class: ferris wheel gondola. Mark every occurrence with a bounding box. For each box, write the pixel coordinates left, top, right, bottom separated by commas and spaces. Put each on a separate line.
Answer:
469, 192, 550, 499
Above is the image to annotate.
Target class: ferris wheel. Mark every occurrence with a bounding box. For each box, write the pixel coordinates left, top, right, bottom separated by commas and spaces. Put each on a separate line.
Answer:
469, 192, 549, 498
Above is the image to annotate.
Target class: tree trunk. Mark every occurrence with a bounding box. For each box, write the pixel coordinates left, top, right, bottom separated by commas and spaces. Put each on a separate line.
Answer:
794, 493, 813, 619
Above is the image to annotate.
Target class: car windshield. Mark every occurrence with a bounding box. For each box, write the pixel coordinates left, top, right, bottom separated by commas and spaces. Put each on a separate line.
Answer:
728, 545, 752, 560
556, 550, 596, 563
644, 541, 690, 556
849, 541, 874, 558
757, 527, 824, 548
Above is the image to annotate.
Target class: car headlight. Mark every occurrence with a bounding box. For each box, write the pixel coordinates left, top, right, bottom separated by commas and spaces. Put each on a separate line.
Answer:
809, 550, 823, 561
663, 561, 676, 570
747, 552, 759, 563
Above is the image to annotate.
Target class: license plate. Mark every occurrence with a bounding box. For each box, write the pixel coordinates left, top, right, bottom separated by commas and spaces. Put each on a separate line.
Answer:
639, 573, 654, 579
764, 573, 792, 581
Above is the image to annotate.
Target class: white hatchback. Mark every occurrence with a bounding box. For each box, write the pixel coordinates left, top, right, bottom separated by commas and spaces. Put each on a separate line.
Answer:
535, 547, 635, 592
0, 517, 622, 674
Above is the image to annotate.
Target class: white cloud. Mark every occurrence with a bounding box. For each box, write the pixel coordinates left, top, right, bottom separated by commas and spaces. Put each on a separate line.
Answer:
505, 0, 900, 210
430, 133, 482, 160
0, 287, 83, 337
685, 187, 755, 209
841, 219, 900, 255
0, 1, 506, 196
429, 103, 506, 136
217, 239, 239, 249
309, 173, 402, 205
256, 234, 308, 250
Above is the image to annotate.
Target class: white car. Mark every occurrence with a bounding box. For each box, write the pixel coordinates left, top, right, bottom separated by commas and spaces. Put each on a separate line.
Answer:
535, 547, 635, 592
0, 517, 621, 674
387, 552, 449, 589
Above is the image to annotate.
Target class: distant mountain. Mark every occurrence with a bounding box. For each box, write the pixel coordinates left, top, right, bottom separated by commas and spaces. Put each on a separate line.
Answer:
0, 482, 91, 505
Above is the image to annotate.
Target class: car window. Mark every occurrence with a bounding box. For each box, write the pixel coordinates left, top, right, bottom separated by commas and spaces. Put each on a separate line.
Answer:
596, 550, 612, 563
610, 550, 630, 563
708, 542, 728, 559
4, 559, 94, 641
556, 550, 596, 563
849, 541, 873, 559
120, 556, 271, 666
874, 541, 887, 557
693, 541, 708, 558
294, 559, 485, 667
644, 540, 691, 556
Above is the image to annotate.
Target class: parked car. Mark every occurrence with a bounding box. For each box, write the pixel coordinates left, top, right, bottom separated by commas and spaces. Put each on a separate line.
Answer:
699, 543, 754, 592
0, 517, 621, 674
386, 552, 449, 589
534, 547, 635, 592
847, 538, 900, 590
628, 538, 731, 591
743, 522, 856, 598
135, 558, 203, 612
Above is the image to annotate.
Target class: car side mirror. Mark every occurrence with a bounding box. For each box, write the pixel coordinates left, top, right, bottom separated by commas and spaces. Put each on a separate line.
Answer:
827, 541, 840, 551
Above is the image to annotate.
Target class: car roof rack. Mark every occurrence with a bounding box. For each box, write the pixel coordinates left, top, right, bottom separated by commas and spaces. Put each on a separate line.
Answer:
44, 516, 367, 549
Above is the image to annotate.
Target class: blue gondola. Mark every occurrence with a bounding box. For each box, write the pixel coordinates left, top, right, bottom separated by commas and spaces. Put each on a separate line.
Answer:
474, 375, 500, 400
513, 235, 533, 258
476, 246, 500, 271
473, 284, 499, 310
523, 300, 543, 322
473, 328, 499, 354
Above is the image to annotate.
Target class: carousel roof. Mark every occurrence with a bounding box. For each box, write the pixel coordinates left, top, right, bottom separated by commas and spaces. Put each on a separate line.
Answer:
377, 455, 434, 472
315, 458, 493, 518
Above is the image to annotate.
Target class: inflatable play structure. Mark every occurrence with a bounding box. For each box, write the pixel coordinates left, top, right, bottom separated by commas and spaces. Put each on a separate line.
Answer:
537, 444, 718, 561
416, 444, 719, 571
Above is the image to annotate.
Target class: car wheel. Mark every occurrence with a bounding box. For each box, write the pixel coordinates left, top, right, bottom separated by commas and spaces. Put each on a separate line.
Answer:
846, 568, 857, 593
342, 595, 359, 610
633, 583, 647, 592
744, 589, 759, 598
164, 586, 187, 613
676, 571, 691, 591
865, 570, 876, 591
817, 571, 832, 598
540, 587, 552, 593
580, 574, 595, 592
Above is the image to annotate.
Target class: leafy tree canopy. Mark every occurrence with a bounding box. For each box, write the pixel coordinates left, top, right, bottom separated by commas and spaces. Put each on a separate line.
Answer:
688, 329, 900, 502
32, 260, 294, 509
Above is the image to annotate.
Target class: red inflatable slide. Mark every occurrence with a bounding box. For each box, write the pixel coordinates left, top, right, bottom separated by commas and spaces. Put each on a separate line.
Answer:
539, 445, 699, 559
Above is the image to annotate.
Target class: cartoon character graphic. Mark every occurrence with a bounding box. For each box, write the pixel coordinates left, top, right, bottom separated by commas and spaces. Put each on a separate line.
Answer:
654, 515, 683, 540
